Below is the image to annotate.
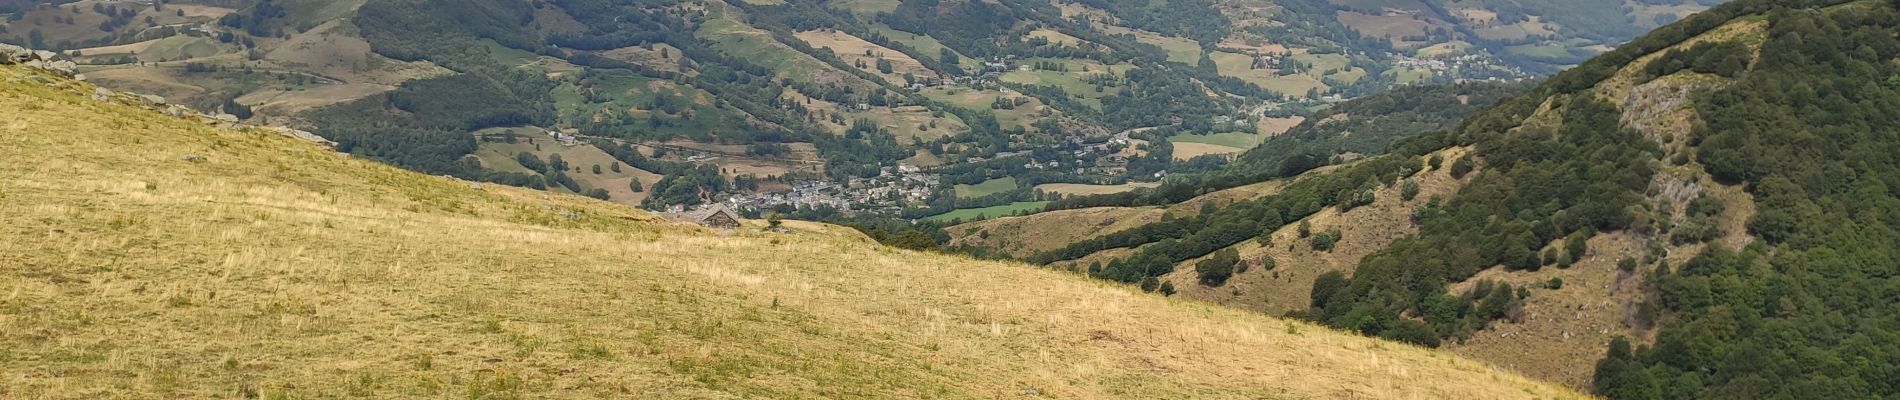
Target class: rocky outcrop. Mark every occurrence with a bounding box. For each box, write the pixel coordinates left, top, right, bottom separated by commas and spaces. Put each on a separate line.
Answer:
0, 44, 77, 77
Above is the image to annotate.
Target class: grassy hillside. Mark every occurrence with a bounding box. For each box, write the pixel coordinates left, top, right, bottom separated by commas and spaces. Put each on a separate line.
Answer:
0, 65, 1585, 398
948, 180, 1287, 259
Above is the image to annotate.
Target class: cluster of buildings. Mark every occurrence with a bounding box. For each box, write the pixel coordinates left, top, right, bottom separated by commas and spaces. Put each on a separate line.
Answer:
1392, 53, 1528, 80
719, 167, 940, 216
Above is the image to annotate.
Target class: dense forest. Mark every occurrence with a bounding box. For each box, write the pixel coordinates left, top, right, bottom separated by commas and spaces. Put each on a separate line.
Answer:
1593, 2, 1900, 398
1273, 0, 1900, 398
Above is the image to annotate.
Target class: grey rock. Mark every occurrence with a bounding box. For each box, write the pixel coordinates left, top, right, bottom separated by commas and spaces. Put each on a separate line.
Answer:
141, 94, 166, 105
215, 113, 240, 122
43, 60, 77, 76
0, 44, 30, 64
32, 50, 57, 61
272, 127, 338, 148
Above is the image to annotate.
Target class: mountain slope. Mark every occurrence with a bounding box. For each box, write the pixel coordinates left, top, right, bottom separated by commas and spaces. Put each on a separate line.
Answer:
0, 65, 1584, 398
931, 0, 1900, 395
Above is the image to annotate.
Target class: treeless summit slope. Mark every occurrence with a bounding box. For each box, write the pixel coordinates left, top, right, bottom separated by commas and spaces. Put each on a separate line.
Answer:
0, 65, 1582, 399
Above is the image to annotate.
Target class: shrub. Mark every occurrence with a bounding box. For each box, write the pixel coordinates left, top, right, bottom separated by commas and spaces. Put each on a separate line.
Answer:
1311, 228, 1342, 252
1448, 156, 1474, 178
1194, 248, 1240, 286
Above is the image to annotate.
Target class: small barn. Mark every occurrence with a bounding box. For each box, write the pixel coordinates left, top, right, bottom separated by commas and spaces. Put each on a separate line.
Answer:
692, 206, 742, 229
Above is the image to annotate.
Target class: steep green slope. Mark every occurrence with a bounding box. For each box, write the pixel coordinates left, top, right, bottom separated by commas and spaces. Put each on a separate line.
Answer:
0, 65, 1589, 398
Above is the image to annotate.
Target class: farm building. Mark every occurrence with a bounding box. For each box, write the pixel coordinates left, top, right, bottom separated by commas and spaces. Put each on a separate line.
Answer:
691, 206, 742, 229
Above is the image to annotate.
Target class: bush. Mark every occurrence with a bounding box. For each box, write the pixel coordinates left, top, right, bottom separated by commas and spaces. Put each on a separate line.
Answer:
1194, 248, 1240, 286
1138, 276, 1160, 292
1448, 156, 1474, 179
1311, 228, 1342, 252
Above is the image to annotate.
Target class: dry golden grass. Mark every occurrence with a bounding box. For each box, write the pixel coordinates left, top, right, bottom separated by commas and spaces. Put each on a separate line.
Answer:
1026, 29, 1087, 47
1336, 11, 1442, 47
791, 90, 971, 141
1170, 141, 1248, 160
261, 19, 449, 88
1257, 116, 1305, 136
1163, 179, 1289, 215
1033, 182, 1159, 196
949, 180, 1287, 260
947, 206, 1165, 258
72, 38, 165, 56
0, 65, 1585, 399
471, 129, 666, 206
794, 29, 940, 82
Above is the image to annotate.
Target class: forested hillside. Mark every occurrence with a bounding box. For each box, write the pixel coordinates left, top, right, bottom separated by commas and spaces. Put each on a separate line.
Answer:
949, 0, 1900, 396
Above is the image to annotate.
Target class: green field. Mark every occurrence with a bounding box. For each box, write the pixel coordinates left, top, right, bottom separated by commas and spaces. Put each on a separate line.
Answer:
483, 39, 540, 67
1505, 43, 1577, 59
140, 36, 224, 62
921, 88, 1044, 131
1389, 67, 1432, 85
924, 201, 1050, 223
954, 177, 1018, 199
997, 58, 1125, 110
1171, 132, 1264, 148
